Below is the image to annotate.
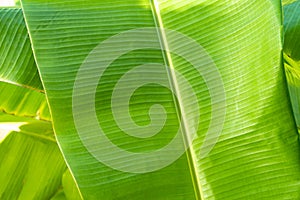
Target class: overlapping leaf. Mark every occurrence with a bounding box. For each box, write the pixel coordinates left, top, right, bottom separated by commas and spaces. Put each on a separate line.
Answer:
0, 8, 80, 199
20, 0, 300, 199
283, 0, 300, 130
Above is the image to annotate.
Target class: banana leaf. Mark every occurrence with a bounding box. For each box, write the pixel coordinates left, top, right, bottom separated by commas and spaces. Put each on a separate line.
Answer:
0, 8, 42, 91
0, 8, 80, 199
20, 0, 300, 199
284, 0, 300, 130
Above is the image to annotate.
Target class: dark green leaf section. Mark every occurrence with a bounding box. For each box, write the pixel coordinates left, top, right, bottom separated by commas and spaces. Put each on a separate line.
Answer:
284, 0, 300, 62
0, 8, 42, 91
284, 0, 300, 129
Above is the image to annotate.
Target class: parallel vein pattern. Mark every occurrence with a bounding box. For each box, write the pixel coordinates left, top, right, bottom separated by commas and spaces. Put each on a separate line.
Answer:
156, 0, 300, 199
21, 0, 300, 199
0, 8, 43, 91
0, 8, 81, 199
284, 0, 300, 130
22, 0, 197, 199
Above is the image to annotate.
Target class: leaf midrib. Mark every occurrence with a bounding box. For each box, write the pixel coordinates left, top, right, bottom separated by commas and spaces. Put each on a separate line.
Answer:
149, 0, 203, 199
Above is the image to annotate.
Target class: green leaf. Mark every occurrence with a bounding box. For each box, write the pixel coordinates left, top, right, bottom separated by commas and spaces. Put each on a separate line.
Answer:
0, 84, 64, 197
0, 8, 76, 199
283, 0, 300, 128
62, 169, 82, 200
0, 8, 43, 91
0, 81, 50, 121
284, 0, 300, 62
21, 0, 300, 199
0, 112, 66, 199
51, 190, 66, 200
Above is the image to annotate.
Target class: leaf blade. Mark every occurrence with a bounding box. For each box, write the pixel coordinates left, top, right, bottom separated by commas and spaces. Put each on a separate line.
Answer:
21, 0, 300, 199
